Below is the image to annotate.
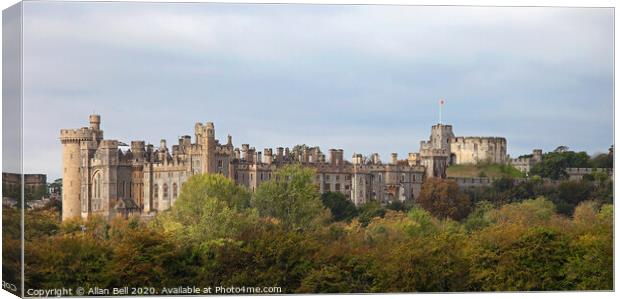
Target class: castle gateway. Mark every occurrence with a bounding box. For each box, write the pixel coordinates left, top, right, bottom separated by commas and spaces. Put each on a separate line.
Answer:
60, 115, 507, 221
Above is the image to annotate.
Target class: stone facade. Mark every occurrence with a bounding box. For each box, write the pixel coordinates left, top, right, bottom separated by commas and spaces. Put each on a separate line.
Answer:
450, 136, 507, 165
509, 149, 543, 174
2, 172, 47, 198
59, 116, 505, 221
565, 167, 613, 181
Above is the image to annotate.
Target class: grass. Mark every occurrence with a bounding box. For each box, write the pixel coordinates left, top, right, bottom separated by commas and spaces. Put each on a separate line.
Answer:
447, 163, 525, 178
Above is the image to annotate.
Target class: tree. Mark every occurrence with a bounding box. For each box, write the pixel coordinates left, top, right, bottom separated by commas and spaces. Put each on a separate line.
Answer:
565, 202, 613, 290
468, 226, 571, 291
590, 153, 612, 168
357, 201, 386, 227
253, 165, 328, 231
416, 177, 471, 220
530, 150, 591, 179
321, 192, 358, 222
152, 173, 257, 244
554, 180, 593, 215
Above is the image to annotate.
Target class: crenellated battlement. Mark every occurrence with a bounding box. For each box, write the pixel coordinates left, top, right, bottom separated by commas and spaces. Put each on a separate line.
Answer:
59, 127, 101, 143
98, 140, 119, 149
450, 136, 507, 143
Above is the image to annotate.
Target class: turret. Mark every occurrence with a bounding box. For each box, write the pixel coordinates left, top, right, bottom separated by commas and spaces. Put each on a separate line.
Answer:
264, 148, 273, 164
241, 144, 250, 160
59, 115, 104, 221
371, 153, 380, 164
195, 121, 216, 173
391, 153, 398, 164
352, 153, 364, 165
89, 114, 101, 131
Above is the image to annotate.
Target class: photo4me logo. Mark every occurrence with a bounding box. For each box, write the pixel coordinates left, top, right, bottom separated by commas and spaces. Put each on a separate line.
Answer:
2, 280, 17, 293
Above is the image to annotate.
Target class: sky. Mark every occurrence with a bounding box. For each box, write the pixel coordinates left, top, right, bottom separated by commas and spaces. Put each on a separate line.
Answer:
15, 2, 614, 180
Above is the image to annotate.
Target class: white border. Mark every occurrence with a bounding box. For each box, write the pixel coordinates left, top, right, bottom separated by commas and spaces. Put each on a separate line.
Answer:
0, 1, 617, 299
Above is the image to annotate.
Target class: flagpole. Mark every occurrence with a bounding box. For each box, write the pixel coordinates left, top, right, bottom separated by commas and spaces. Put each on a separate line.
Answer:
439, 99, 443, 125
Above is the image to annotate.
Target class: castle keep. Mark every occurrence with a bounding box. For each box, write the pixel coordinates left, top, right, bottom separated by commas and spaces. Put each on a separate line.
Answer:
60, 115, 508, 220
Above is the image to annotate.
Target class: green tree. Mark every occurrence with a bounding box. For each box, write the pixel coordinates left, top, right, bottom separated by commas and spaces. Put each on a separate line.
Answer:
554, 180, 593, 215
564, 202, 613, 290
253, 165, 328, 231
321, 192, 358, 222
152, 173, 257, 244
468, 226, 571, 291
530, 150, 591, 179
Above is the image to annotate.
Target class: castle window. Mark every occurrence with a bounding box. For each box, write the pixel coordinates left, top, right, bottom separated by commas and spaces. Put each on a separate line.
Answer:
401, 174, 405, 182
163, 184, 168, 199
325, 183, 331, 191
154, 184, 159, 199
92, 172, 102, 199
335, 183, 341, 191
326, 175, 330, 180
336, 175, 340, 181
173, 183, 178, 199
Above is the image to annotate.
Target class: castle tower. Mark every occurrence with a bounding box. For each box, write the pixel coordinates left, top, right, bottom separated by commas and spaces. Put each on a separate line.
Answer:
89, 114, 101, 131
194, 122, 217, 173
59, 114, 103, 221
429, 124, 454, 151
419, 123, 453, 178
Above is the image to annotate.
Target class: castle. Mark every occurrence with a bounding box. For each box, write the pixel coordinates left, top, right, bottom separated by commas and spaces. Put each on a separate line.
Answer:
60, 115, 508, 221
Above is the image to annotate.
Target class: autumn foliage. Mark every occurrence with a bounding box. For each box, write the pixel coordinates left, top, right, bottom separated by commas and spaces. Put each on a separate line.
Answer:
5, 166, 612, 293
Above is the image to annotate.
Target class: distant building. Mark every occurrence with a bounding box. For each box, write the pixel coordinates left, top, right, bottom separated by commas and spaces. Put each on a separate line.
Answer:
60, 115, 508, 221
2, 172, 47, 200
509, 149, 543, 174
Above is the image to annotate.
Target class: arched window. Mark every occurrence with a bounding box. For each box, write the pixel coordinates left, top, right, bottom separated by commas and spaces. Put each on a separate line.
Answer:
163, 183, 168, 199
173, 183, 178, 199
92, 172, 102, 199
154, 184, 159, 199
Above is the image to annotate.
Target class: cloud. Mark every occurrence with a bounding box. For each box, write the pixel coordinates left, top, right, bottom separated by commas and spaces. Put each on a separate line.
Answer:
19, 2, 613, 179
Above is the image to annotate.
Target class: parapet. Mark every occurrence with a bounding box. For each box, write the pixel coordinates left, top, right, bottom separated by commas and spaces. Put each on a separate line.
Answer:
99, 140, 119, 149
60, 127, 100, 143
451, 136, 507, 143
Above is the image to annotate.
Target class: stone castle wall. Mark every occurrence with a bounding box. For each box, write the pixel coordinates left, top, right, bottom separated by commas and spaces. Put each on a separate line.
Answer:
449, 136, 507, 165
60, 116, 508, 221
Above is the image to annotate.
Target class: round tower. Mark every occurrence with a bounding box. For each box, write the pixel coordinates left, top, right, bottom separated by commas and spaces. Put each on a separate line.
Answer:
59, 128, 94, 220
89, 114, 101, 131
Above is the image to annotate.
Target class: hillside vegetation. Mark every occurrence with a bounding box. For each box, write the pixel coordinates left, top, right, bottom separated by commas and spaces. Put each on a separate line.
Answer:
5, 165, 612, 293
